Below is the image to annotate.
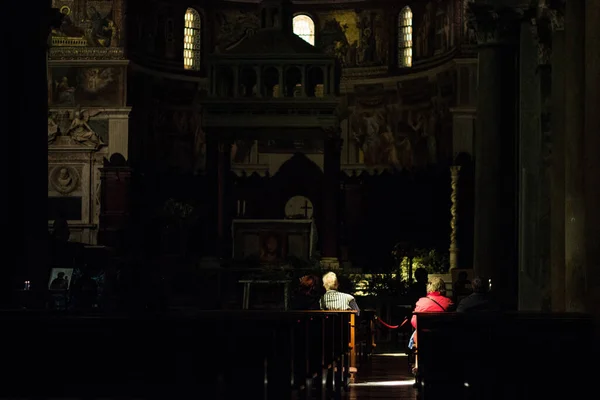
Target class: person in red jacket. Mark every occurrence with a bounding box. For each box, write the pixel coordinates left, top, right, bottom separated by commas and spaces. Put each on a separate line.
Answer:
411, 276, 453, 329
409, 276, 453, 381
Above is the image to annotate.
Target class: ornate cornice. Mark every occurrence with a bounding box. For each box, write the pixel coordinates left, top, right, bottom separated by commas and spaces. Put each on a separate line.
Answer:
49, 47, 126, 61
467, 3, 522, 47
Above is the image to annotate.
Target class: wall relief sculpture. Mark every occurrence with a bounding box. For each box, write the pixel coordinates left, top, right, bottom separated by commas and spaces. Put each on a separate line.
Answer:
51, 0, 121, 47
67, 108, 104, 149
50, 165, 80, 194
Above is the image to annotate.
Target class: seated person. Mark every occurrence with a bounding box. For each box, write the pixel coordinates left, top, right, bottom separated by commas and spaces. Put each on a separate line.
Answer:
320, 272, 360, 315
409, 277, 453, 366
291, 274, 324, 310
457, 276, 497, 313
453, 270, 473, 304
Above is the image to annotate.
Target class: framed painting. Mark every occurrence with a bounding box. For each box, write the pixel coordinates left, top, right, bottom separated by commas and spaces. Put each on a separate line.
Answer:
49, 65, 125, 107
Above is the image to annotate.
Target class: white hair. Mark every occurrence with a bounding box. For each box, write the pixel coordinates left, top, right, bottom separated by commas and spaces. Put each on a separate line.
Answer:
322, 272, 339, 291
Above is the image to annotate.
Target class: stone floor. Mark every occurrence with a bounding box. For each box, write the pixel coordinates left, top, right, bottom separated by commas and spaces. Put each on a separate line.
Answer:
347, 353, 417, 400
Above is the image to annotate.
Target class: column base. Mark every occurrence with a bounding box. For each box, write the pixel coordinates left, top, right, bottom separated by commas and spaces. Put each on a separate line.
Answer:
320, 257, 340, 270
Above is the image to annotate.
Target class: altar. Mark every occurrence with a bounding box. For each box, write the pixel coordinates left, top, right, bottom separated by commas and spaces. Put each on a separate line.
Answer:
231, 219, 316, 263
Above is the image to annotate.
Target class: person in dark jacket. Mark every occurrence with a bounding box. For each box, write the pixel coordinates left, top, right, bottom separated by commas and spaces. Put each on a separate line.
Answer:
291, 275, 324, 310
457, 277, 497, 312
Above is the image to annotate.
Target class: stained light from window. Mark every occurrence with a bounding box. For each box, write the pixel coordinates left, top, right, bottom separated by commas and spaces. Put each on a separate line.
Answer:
398, 7, 413, 67
184, 8, 201, 70
293, 14, 315, 46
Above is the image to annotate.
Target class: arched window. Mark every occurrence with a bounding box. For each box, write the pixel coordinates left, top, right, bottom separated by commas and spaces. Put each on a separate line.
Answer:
398, 7, 413, 67
184, 8, 201, 70
293, 14, 315, 46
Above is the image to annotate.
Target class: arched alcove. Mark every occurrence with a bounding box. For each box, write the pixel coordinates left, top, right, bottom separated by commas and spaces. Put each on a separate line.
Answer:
262, 67, 279, 98
215, 66, 234, 97
306, 66, 324, 97
239, 66, 257, 97
284, 66, 302, 97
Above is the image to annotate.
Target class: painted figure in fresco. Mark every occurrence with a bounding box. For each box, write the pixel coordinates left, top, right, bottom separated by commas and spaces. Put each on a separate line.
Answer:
87, 6, 114, 47
55, 77, 75, 105
52, 6, 85, 37
80, 68, 114, 94
319, 19, 350, 65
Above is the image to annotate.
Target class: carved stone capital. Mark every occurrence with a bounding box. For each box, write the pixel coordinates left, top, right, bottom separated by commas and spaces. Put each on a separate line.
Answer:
467, 3, 522, 47
545, 0, 565, 31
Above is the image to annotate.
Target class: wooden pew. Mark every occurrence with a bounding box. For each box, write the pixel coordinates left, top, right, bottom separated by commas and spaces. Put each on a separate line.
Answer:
1, 310, 355, 399
415, 312, 594, 400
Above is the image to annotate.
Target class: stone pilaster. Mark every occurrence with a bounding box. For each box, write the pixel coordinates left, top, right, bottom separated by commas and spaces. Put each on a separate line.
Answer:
468, 2, 521, 309
321, 129, 342, 270
564, 0, 586, 312
548, 3, 566, 311
584, 0, 600, 319
108, 109, 131, 160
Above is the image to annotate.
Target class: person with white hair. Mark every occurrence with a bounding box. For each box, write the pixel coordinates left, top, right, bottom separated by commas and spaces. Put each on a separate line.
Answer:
320, 272, 360, 315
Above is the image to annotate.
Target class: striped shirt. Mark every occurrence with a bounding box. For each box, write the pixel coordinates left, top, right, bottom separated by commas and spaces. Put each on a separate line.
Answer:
321, 290, 360, 315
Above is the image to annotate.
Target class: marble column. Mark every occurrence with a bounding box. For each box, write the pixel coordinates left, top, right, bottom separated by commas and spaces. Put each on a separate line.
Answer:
321, 130, 342, 270
549, 10, 566, 311
469, 3, 520, 309
564, 0, 586, 312
584, 0, 600, 317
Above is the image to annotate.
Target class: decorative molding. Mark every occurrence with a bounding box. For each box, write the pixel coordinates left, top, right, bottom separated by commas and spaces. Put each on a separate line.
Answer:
467, 3, 522, 47
449, 165, 461, 270
341, 66, 389, 80
49, 47, 126, 60
320, 257, 340, 270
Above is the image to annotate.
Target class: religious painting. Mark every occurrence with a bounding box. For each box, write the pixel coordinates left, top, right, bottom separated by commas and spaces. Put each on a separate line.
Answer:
259, 232, 287, 263
257, 139, 323, 154
48, 268, 74, 291
317, 9, 387, 68
232, 220, 314, 262
414, 1, 435, 59
49, 66, 125, 107
51, 0, 119, 47
213, 9, 260, 51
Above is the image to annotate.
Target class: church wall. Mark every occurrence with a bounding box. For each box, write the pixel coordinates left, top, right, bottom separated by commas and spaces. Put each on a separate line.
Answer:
48, 0, 131, 245
125, 0, 466, 266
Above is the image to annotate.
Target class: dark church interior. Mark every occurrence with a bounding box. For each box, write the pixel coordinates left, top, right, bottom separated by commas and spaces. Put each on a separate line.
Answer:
5, 0, 599, 398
